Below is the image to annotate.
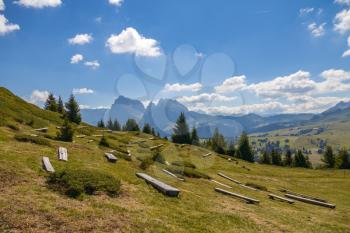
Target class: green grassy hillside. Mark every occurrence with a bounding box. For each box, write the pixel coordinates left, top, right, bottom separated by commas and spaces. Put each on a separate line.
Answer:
0, 88, 350, 232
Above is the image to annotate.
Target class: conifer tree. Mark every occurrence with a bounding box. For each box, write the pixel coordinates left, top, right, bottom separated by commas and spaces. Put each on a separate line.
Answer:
123, 119, 140, 131
190, 127, 200, 146
44, 93, 58, 112
57, 96, 65, 114
171, 112, 191, 144
284, 149, 293, 166
65, 94, 81, 124
227, 140, 235, 157
260, 150, 271, 164
142, 123, 152, 134
97, 119, 105, 128
211, 128, 226, 154
337, 148, 350, 169
151, 128, 156, 136
57, 119, 74, 142
322, 146, 335, 168
113, 119, 121, 131
271, 149, 282, 166
237, 132, 254, 162
293, 150, 311, 168
107, 118, 114, 130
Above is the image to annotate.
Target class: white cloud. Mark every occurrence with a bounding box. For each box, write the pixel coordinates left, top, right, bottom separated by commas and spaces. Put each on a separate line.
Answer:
299, 7, 314, 16
334, 9, 350, 34
14, 0, 61, 8
0, 15, 20, 35
79, 105, 109, 110
68, 33, 93, 45
308, 22, 326, 37
334, 0, 350, 5
214, 75, 247, 94
162, 83, 202, 92
106, 27, 161, 57
84, 60, 100, 69
70, 54, 84, 64
342, 36, 350, 57
72, 88, 94, 95
29, 90, 49, 104
0, 0, 5, 11
109, 0, 123, 6
177, 93, 236, 104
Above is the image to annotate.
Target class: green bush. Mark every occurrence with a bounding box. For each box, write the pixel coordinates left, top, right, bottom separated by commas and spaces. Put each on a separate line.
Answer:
14, 134, 51, 146
48, 168, 121, 198
6, 123, 19, 131
152, 151, 165, 164
167, 166, 210, 179
139, 157, 153, 170
171, 161, 196, 169
99, 136, 110, 147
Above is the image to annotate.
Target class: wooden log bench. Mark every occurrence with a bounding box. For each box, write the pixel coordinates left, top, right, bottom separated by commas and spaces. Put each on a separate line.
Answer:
203, 153, 212, 157
285, 194, 336, 209
268, 193, 294, 204
211, 179, 232, 189
76, 135, 86, 138
162, 169, 184, 181
150, 144, 164, 150
215, 188, 260, 204
280, 189, 328, 203
57, 147, 68, 161
33, 127, 48, 132
92, 134, 103, 137
42, 157, 55, 173
97, 129, 113, 132
217, 172, 242, 184
136, 173, 180, 197
105, 153, 118, 163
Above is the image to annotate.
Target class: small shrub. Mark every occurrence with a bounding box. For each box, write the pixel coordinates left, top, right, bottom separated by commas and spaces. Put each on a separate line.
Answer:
7, 123, 19, 131
26, 119, 35, 127
167, 166, 210, 179
48, 168, 121, 198
152, 150, 165, 164
139, 156, 154, 170
14, 134, 51, 146
245, 182, 268, 191
99, 136, 110, 147
171, 161, 196, 169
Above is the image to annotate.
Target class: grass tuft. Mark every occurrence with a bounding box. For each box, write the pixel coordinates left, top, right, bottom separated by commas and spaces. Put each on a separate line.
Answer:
14, 134, 51, 146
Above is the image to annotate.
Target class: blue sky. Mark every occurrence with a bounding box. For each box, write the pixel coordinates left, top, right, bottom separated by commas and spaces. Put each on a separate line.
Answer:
1, 0, 350, 115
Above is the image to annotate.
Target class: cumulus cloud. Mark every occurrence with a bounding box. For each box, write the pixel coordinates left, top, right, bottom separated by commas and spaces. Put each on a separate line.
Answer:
84, 60, 100, 69
299, 7, 314, 16
68, 33, 93, 45
308, 22, 326, 37
0, 0, 4, 11
214, 75, 247, 94
0, 15, 20, 35
342, 36, 350, 57
177, 93, 236, 104
334, 9, 350, 34
162, 83, 202, 92
106, 27, 161, 57
109, 0, 123, 6
14, 0, 62, 8
29, 90, 49, 104
72, 88, 94, 95
334, 0, 350, 5
70, 54, 84, 64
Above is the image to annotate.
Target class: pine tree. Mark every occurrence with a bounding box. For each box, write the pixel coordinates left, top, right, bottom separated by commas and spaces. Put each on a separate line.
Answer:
260, 150, 271, 164
237, 132, 254, 162
293, 150, 311, 168
171, 112, 191, 144
211, 128, 226, 154
142, 123, 152, 134
227, 141, 235, 157
271, 149, 282, 166
123, 119, 140, 131
57, 96, 65, 114
190, 127, 200, 146
151, 128, 156, 136
44, 93, 58, 112
57, 119, 74, 142
107, 118, 114, 130
113, 119, 121, 131
65, 94, 81, 124
337, 148, 350, 169
284, 149, 293, 166
97, 119, 105, 128
322, 146, 335, 168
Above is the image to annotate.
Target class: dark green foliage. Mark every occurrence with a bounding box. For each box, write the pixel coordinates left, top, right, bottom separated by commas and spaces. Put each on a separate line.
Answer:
48, 168, 121, 198
65, 94, 81, 124
113, 119, 121, 131
322, 146, 335, 168
44, 93, 58, 112
190, 127, 200, 146
57, 96, 65, 114
99, 136, 110, 147
57, 120, 74, 142
245, 182, 268, 191
337, 148, 350, 169
142, 123, 152, 134
139, 156, 154, 170
151, 128, 156, 136
151, 150, 165, 164
171, 112, 191, 144
284, 150, 293, 167
171, 161, 196, 169
227, 141, 235, 157
211, 128, 226, 154
6, 123, 19, 131
260, 151, 271, 164
271, 149, 282, 166
97, 119, 105, 128
123, 119, 140, 131
293, 150, 311, 168
107, 118, 114, 130
14, 134, 51, 146
237, 132, 254, 162
167, 167, 210, 179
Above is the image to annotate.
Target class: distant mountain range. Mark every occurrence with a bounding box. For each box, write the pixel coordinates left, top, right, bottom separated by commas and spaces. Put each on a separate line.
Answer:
81, 96, 350, 138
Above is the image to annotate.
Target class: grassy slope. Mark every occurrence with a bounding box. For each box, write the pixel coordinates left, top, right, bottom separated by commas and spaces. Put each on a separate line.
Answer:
0, 88, 350, 233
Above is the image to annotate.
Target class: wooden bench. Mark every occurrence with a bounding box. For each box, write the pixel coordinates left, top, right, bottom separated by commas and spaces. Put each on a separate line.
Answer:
211, 179, 232, 189
203, 153, 212, 157
162, 169, 184, 181
280, 189, 328, 203
42, 157, 55, 173
215, 188, 260, 204
105, 153, 118, 163
268, 193, 294, 204
217, 172, 242, 184
33, 127, 48, 132
150, 144, 164, 150
285, 194, 336, 209
57, 147, 68, 161
136, 173, 180, 197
